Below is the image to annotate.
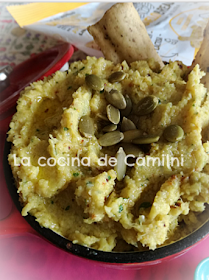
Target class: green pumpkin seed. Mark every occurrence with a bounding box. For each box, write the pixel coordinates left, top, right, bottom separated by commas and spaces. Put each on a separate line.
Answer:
120, 143, 144, 157
122, 129, 143, 143
105, 89, 126, 109
128, 115, 139, 127
132, 135, 160, 144
103, 124, 117, 132
97, 113, 109, 122
121, 117, 136, 132
98, 131, 124, 146
114, 147, 127, 181
108, 71, 126, 83
107, 104, 120, 124
120, 95, 132, 117
135, 95, 158, 116
85, 74, 104, 91
79, 115, 94, 138
163, 125, 184, 142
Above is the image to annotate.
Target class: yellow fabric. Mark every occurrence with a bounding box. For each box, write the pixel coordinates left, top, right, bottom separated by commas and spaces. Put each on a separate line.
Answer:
7, 2, 87, 27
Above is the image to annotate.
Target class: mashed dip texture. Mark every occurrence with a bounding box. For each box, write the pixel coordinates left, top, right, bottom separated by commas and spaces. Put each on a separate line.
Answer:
7, 56, 209, 251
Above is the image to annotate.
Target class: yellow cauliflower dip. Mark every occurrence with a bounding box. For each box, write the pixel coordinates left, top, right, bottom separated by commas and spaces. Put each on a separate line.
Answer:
7, 56, 209, 252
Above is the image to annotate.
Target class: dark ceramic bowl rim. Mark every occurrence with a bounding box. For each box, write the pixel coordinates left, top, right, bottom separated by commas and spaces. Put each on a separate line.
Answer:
3, 139, 209, 264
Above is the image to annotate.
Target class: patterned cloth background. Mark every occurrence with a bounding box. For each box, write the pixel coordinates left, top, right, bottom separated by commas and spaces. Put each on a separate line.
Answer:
0, 2, 87, 68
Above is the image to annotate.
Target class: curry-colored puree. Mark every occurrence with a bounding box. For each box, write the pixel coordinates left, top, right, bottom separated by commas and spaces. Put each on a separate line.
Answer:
8, 56, 209, 251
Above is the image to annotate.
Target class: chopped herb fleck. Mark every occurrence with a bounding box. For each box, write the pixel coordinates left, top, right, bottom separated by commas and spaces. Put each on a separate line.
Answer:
36, 129, 40, 132
56, 81, 58, 84
85, 73, 89, 77
73, 172, 79, 177
51, 200, 54, 204
100, 89, 104, 94
74, 108, 76, 110
74, 66, 85, 75
119, 204, 123, 213
86, 181, 94, 187
139, 202, 152, 209
158, 99, 161, 104
107, 175, 111, 181
64, 127, 69, 131
193, 104, 195, 107
65, 205, 70, 211
67, 86, 72, 90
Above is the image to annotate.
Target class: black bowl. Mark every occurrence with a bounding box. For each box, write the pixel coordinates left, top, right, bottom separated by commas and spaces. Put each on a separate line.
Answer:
3, 139, 209, 266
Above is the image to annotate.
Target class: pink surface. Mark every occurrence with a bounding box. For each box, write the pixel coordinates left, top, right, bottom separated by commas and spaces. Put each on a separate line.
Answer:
1, 106, 209, 280
0, 232, 209, 280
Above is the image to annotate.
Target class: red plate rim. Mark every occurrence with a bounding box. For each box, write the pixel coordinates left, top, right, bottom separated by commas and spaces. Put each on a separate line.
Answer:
0, 42, 74, 120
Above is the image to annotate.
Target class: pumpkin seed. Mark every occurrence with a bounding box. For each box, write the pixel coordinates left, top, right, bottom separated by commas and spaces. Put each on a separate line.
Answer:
120, 95, 132, 117
128, 115, 139, 127
85, 74, 104, 91
108, 71, 126, 83
163, 124, 184, 142
105, 89, 126, 109
122, 129, 144, 143
120, 143, 144, 157
107, 104, 120, 124
98, 131, 124, 146
103, 124, 117, 132
97, 113, 109, 122
121, 117, 136, 132
114, 147, 127, 181
135, 95, 158, 116
132, 135, 160, 144
78, 115, 94, 138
